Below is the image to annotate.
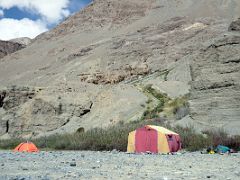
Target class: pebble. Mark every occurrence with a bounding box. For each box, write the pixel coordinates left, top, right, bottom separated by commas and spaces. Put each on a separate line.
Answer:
111, 149, 119, 154
70, 162, 76, 167
19, 178, 25, 180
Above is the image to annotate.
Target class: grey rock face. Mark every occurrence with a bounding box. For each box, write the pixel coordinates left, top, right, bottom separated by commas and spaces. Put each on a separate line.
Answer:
189, 35, 240, 134
0, 86, 93, 138
0, 40, 25, 59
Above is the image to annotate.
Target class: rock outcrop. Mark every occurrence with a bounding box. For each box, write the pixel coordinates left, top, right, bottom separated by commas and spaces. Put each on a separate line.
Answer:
229, 18, 240, 31
189, 35, 240, 134
10, 37, 32, 46
0, 40, 25, 59
0, 86, 94, 138
0, 0, 240, 138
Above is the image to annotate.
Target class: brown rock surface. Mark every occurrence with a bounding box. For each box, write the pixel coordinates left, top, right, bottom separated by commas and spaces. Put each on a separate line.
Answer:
0, 40, 25, 59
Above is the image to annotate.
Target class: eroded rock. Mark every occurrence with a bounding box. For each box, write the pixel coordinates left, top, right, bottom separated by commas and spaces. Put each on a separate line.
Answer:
189, 35, 240, 135
229, 18, 240, 31
0, 86, 93, 138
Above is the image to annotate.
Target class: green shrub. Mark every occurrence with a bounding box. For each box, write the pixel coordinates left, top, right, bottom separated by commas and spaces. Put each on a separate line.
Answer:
143, 85, 170, 103
164, 96, 189, 119
174, 126, 211, 151
140, 85, 170, 120
203, 129, 240, 151
1, 121, 240, 152
0, 138, 23, 149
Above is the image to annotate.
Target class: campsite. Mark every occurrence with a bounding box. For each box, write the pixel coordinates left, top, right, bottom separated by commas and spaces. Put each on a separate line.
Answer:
1, 125, 240, 179
0, 0, 240, 179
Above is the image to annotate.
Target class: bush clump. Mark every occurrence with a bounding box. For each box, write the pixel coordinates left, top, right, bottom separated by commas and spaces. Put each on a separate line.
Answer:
164, 96, 189, 119
1, 119, 239, 152
141, 85, 170, 120
174, 126, 211, 151
0, 138, 24, 149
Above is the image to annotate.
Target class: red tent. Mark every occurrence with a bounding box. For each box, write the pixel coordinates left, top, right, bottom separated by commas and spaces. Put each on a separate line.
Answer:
128, 125, 181, 153
13, 141, 39, 152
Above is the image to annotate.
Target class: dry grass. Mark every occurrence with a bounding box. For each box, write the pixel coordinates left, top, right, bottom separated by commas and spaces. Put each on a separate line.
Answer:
0, 138, 23, 150
174, 126, 211, 151
203, 130, 240, 151
1, 120, 239, 152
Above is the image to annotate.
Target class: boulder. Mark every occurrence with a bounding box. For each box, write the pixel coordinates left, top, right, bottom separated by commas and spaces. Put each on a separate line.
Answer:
229, 18, 240, 31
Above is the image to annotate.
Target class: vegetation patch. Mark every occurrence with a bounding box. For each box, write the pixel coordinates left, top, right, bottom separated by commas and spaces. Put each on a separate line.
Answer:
140, 84, 170, 120
1, 120, 239, 152
164, 96, 189, 119
141, 84, 189, 120
0, 138, 24, 150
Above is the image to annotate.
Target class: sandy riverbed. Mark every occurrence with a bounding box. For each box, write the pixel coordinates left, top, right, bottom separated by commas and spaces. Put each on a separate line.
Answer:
0, 150, 239, 179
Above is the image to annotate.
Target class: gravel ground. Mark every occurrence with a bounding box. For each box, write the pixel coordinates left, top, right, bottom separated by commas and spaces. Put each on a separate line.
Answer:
0, 150, 240, 180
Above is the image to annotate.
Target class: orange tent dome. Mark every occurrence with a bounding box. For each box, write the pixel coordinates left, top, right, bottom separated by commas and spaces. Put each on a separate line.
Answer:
13, 141, 39, 152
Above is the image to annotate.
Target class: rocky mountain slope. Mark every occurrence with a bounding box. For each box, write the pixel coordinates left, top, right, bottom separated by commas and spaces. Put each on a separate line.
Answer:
0, 0, 239, 139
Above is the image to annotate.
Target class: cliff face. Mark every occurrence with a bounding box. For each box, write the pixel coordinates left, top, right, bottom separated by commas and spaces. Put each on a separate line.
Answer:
189, 36, 240, 133
0, 0, 240, 139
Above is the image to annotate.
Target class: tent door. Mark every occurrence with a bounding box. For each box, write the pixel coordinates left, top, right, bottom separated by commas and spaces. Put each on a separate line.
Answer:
135, 128, 158, 153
